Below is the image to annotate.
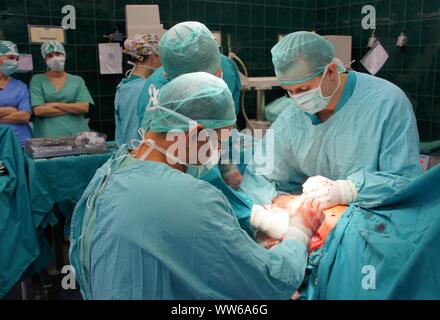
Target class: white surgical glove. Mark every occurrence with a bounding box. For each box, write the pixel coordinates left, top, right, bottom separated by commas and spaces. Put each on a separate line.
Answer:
250, 205, 289, 240
302, 176, 357, 209
283, 196, 313, 244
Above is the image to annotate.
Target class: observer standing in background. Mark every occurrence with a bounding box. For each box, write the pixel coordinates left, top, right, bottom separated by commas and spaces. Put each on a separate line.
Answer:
30, 41, 94, 138
0, 41, 32, 145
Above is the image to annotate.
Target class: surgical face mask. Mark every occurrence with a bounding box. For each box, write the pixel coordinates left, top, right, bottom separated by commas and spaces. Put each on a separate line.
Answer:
186, 163, 214, 179
47, 56, 66, 72
0, 59, 18, 76
135, 138, 219, 179
185, 136, 221, 178
288, 65, 341, 115
132, 113, 221, 179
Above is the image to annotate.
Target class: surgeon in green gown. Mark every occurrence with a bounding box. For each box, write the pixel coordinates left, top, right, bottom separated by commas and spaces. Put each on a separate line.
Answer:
134, 21, 253, 236
69, 72, 324, 300
240, 31, 423, 209
30, 41, 94, 138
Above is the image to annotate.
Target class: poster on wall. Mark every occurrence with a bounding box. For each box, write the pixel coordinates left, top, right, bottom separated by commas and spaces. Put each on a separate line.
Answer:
98, 43, 123, 75
28, 25, 65, 44
360, 42, 389, 75
17, 54, 33, 73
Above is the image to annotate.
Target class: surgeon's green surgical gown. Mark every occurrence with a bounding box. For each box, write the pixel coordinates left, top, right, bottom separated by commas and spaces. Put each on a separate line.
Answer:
70, 147, 307, 300
0, 127, 39, 298
306, 165, 440, 300
133, 55, 253, 235
114, 75, 146, 146
240, 71, 423, 208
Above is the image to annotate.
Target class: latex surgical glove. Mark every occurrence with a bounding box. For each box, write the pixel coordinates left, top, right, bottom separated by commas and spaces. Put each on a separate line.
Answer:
284, 197, 325, 245
302, 176, 358, 209
250, 205, 290, 240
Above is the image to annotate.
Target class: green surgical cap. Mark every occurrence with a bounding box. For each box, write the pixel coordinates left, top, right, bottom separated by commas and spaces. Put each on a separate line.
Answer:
41, 41, 66, 58
145, 72, 236, 132
159, 21, 221, 79
0, 41, 19, 56
272, 31, 336, 85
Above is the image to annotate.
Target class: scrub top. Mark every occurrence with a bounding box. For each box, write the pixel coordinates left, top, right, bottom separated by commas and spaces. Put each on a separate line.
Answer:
114, 74, 146, 146
220, 55, 241, 114
30, 73, 94, 138
0, 78, 32, 145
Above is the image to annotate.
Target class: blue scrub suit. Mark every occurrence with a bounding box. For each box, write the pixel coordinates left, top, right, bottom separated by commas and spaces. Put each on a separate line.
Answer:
0, 78, 32, 145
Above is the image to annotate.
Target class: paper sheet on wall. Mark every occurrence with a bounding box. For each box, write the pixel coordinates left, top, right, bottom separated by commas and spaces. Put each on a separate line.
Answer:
360, 42, 389, 75
17, 54, 33, 72
98, 43, 122, 74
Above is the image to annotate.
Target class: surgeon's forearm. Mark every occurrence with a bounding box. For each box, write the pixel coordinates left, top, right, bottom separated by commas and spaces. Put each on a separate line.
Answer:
265, 240, 308, 296
0, 111, 31, 124
55, 102, 89, 114
33, 105, 68, 117
250, 205, 289, 240
348, 170, 416, 208
0, 107, 18, 117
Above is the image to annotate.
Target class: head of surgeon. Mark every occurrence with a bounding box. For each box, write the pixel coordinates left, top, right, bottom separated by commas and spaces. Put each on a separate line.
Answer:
159, 21, 222, 79
272, 31, 347, 115
134, 72, 236, 174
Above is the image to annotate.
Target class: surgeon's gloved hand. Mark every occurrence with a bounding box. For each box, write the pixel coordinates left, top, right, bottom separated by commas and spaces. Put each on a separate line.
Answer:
302, 176, 358, 210
220, 164, 242, 190
284, 197, 325, 245
250, 205, 290, 240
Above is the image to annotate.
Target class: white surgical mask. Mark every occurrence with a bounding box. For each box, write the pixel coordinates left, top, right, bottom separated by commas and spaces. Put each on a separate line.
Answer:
185, 136, 221, 178
131, 106, 222, 179
47, 56, 65, 72
134, 137, 219, 179
288, 65, 341, 115
0, 59, 18, 76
